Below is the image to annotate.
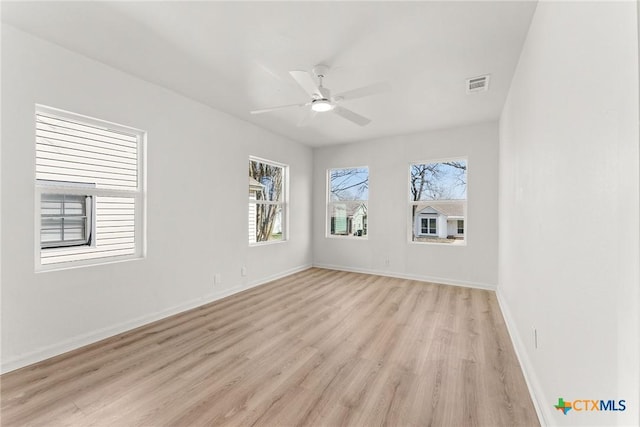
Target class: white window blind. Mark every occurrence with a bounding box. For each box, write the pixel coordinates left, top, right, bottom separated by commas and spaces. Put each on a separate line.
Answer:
36, 107, 144, 267
36, 114, 138, 190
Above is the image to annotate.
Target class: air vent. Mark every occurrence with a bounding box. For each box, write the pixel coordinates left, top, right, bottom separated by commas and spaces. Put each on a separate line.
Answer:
466, 75, 490, 94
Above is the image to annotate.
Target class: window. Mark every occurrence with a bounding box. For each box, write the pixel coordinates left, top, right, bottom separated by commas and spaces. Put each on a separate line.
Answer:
249, 157, 287, 244
328, 167, 368, 238
421, 217, 437, 235
36, 106, 145, 268
41, 193, 93, 248
410, 159, 467, 244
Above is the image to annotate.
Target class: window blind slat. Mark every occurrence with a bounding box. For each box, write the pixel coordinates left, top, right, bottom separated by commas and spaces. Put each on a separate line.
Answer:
36, 164, 137, 182
37, 126, 137, 153
96, 221, 135, 228
36, 142, 137, 166
94, 231, 134, 239
41, 242, 135, 257
41, 248, 135, 264
37, 135, 136, 160
37, 115, 137, 144
37, 124, 137, 152
37, 151, 137, 172
37, 157, 137, 176
36, 172, 136, 190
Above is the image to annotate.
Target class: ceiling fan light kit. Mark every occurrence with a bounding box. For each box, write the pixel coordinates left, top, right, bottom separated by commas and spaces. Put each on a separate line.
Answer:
311, 99, 333, 112
250, 64, 390, 126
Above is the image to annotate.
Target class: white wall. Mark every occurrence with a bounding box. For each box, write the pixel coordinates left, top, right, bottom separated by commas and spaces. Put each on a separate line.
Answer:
0, 25, 313, 373
499, 2, 639, 426
313, 122, 499, 289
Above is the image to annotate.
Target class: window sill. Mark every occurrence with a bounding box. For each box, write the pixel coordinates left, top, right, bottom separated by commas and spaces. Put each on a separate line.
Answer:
408, 240, 467, 247
249, 239, 288, 247
325, 235, 369, 241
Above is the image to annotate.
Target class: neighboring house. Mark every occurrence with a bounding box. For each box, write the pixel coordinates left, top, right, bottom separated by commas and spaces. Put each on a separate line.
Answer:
352, 204, 368, 236
249, 177, 282, 243
248, 177, 264, 244
414, 201, 465, 239
331, 202, 368, 236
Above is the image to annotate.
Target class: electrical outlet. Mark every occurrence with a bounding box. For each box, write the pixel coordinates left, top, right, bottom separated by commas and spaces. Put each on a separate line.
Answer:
214, 274, 222, 285
384, 258, 390, 267
241, 266, 247, 277
533, 328, 538, 349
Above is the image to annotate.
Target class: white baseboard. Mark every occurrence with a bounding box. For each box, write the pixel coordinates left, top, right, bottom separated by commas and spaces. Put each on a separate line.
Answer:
312, 263, 496, 291
496, 287, 549, 426
0, 264, 312, 374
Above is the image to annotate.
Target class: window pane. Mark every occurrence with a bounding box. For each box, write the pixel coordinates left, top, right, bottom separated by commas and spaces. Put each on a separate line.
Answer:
328, 202, 368, 237
410, 159, 467, 244
248, 158, 287, 244
410, 161, 467, 201
41, 218, 63, 243
63, 217, 86, 241
40, 194, 89, 247
249, 203, 283, 243
41, 195, 63, 215
329, 168, 368, 202
63, 198, 86, 215
249, 160, 283, 202
411, 201, 466, 243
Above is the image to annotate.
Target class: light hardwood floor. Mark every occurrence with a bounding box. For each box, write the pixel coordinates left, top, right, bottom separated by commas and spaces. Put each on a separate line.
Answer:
1, 268, 539, 426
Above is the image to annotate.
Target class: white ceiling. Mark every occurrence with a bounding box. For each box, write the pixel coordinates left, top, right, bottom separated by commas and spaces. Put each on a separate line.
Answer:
2, 1, 537, 147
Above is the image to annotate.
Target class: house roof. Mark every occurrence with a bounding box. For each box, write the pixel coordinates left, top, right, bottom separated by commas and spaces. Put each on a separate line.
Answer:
416, 201, 465, 217
249, 177, 264, 191
332, 202, 367, 217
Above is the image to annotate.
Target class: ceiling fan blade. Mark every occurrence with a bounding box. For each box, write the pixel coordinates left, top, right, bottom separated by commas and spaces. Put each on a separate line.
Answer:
334, 81, 391, 101
250, 103, 306, 114
297, 110, 317, 127
333, 105, 371, 126
289, 70, 321, 97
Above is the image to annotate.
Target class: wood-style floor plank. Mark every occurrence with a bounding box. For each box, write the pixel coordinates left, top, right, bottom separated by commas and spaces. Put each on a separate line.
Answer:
0, 268, 539, 426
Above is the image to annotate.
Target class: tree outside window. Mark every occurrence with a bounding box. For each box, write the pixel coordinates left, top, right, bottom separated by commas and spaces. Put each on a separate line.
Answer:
249, 158, 287, 244
328, 167, 368, 238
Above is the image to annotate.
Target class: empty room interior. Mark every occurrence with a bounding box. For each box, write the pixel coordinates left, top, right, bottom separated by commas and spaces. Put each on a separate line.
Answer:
1, 1, 639, 426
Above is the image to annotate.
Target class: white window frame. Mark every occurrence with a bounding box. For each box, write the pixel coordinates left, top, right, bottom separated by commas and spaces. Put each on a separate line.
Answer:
248, 156, 288, 246
326, 166, 369, 239
35, 105, 146, 271
420, 217, 437, 235
408, 157, 467, 246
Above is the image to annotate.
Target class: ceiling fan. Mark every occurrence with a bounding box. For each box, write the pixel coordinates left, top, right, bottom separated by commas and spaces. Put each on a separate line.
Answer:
250, 64, 390, 126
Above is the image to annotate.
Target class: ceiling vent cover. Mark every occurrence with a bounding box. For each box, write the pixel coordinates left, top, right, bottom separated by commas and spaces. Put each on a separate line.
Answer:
466, 75, 490, 94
